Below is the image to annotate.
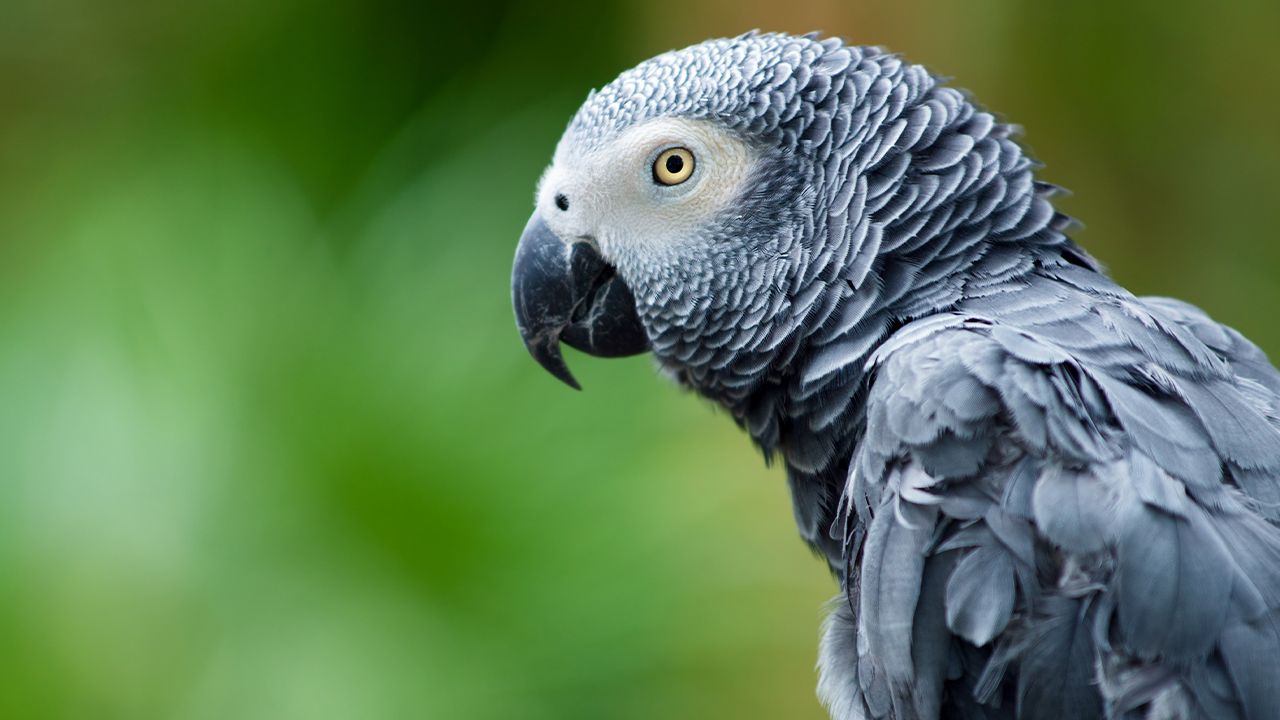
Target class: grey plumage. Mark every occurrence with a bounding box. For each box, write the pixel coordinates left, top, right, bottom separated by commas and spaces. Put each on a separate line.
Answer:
511, 31, 1280, 720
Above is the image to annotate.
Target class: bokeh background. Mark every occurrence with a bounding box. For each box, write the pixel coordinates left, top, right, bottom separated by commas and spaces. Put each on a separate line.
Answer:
0, 0, 1277, 717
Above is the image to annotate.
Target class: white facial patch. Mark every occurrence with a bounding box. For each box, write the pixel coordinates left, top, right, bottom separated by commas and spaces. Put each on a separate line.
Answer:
536, 117, 756, 274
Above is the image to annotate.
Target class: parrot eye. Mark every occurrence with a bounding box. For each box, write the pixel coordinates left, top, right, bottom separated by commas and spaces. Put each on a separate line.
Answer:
653, 147, 695, 186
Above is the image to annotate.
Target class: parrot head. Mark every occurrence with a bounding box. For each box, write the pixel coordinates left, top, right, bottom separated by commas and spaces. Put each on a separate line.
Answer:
513, 33, 857, 395
512, 31, 1077, 454
512, 110, 776, 391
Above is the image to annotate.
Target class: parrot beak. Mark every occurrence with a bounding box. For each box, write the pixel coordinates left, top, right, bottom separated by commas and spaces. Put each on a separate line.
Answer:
511, 212, 650, 390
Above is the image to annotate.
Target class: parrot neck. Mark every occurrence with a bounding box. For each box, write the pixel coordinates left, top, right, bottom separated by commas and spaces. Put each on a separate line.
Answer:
649, 65, 1098, 479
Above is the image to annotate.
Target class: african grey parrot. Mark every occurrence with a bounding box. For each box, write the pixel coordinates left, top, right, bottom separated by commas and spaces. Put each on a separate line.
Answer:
510, 32, 1280, 720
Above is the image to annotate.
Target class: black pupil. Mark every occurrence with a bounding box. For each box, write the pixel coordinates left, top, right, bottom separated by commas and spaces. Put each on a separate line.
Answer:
665, 153, 684, 175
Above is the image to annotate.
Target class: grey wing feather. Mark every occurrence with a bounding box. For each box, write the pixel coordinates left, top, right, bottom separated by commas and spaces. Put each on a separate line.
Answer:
1114, 499, 1234, 659
859, 492, 937, 699
944, 536, 1016, 646
910, 549, 959, 720
1017, 594, 1103, 720
1218, 614, 1280, 720
1031, 465, 1111, 554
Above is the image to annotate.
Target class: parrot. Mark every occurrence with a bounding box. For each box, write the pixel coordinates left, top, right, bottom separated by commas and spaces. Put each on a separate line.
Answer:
509, 31, 1280, 720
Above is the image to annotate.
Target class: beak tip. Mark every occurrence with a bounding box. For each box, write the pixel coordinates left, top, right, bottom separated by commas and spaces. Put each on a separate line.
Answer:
521, 330, 583, 391
545, 362, 584, 391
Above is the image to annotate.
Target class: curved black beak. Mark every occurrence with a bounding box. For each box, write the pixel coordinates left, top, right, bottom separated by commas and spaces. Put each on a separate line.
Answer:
511, 213, 649, 390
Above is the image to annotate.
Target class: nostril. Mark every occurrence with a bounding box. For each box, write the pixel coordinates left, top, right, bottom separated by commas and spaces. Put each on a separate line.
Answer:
554, 194, 569, 211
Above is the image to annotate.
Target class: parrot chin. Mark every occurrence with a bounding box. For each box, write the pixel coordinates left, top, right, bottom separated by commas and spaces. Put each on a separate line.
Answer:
511, 212, 650, 390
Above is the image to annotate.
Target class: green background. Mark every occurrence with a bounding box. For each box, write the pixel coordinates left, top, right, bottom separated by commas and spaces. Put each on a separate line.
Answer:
0, 1, 1276, 717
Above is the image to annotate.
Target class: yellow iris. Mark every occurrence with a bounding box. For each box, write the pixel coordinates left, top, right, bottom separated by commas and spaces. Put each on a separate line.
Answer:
653, 147, 695, 185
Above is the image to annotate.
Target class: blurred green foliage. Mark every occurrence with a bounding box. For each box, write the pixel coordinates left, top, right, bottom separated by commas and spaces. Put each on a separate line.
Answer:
0, 0, 1276, 718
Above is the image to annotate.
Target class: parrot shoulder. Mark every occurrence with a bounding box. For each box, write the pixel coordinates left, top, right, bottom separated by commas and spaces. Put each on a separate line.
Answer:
819, 281, 1280, 720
